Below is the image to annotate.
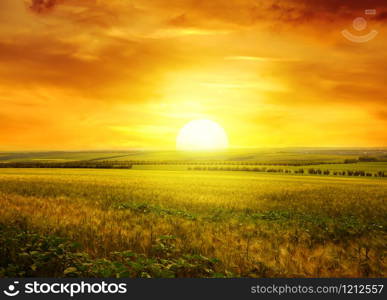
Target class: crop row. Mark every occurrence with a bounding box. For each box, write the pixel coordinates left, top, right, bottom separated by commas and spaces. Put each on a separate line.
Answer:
188, 166, 387, 177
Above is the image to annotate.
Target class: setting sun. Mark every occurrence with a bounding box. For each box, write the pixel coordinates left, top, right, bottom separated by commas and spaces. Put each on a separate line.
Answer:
176, 120, 229, 151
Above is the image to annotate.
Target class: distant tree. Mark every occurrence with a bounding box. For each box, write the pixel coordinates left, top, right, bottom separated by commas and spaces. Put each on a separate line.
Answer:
358, 156, 377, 162
344, 159, 357, 164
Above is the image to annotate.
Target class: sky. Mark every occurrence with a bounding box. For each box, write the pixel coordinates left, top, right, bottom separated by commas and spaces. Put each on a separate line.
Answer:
0, 0, 386, 150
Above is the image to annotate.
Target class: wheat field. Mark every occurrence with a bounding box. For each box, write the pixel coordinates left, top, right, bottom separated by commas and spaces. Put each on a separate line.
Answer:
0, 167, 386, 277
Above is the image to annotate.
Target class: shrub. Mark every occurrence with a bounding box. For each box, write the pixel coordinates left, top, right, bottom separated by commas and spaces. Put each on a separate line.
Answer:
0, 225, 228, 278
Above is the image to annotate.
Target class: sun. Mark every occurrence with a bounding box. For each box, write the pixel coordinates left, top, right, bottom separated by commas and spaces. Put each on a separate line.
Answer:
176, 119, 229, 151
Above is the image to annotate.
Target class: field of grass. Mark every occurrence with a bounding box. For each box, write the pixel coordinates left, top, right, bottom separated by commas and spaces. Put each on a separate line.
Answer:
0, 167, 386, 278
0, 151, 134, 163
1, 148, 386, 163
133, 162, 387, 176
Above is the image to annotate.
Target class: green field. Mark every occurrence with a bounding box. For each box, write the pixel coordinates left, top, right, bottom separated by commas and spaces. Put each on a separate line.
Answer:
132, 162, 387, 175
0, 151, 134, 163
1, 148, 386, 163
0, 164, 386, 277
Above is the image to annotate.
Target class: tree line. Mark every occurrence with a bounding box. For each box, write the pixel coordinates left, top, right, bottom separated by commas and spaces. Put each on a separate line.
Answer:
188, 166, 386, 178
0, 161, 132, 169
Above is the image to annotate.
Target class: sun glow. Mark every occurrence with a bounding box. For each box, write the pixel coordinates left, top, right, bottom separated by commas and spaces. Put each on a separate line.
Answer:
176, 120, 229, 151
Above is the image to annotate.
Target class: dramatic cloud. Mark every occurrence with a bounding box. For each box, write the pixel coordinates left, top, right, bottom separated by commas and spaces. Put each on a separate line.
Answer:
27, 0, 59, 13
0, 0, 386, 150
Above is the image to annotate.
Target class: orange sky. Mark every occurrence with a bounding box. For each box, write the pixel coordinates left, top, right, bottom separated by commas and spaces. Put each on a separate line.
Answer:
0, 0, 386, 150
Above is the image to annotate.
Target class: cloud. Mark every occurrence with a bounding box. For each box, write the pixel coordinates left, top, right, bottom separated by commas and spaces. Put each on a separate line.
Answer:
26, 0, 60, 14
23, 0, 387, 30
18, 0, 387, 41
0, 0, 386, 149
23, 0, 140, 31
154, 0, 387, 31
375, 111, 387, 121
225, 56, 300, 62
